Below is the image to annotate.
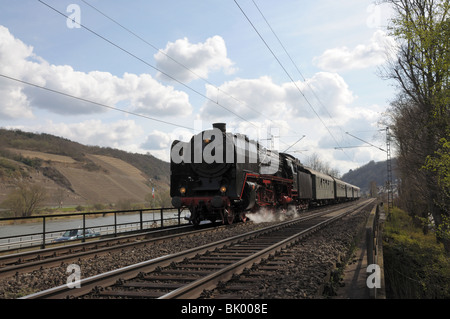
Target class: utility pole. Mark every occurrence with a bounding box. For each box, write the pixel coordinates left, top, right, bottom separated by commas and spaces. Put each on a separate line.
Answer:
345, 129, 394, 214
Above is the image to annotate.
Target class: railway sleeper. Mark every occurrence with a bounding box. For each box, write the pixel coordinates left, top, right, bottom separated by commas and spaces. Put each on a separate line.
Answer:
158, 268, 212, 276
121, 282, 185, 289
98, 290, 164, 298
141, 274, 198, 281
177, 263, 225, 269
186, 259, 236, 264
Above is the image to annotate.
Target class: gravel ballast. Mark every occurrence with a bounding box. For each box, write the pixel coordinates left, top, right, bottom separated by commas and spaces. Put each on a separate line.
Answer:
0, 206, 370, 299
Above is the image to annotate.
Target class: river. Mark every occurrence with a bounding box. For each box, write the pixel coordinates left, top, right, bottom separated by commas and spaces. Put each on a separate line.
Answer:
0, 210, 188, 250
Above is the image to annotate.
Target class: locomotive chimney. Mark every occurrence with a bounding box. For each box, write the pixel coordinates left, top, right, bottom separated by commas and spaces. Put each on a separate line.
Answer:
213, 123, 226, 133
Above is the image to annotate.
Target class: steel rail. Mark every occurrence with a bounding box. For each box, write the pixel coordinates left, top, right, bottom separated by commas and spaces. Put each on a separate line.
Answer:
21, 199, 373, 299
158, 199, 374, 299
0, 224, 212, 278
0, 225, 190, 265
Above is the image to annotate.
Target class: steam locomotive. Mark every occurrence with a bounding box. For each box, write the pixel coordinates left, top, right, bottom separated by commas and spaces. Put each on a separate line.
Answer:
170, 123, 360, 226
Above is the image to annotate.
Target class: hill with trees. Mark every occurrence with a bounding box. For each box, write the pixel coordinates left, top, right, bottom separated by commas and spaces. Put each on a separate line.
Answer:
0, 128, 170, 215
341, 159, 398, 195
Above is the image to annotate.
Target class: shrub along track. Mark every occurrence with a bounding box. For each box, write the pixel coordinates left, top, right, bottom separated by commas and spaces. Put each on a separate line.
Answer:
19, 199, 374, 299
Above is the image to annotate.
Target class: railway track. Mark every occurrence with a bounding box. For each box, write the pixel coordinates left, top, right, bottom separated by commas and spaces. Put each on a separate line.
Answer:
21, 199, 374, 299
0, 223, 215, 278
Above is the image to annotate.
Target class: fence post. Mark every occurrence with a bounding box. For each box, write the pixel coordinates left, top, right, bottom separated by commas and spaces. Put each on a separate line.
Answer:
82, 214, 86, 243
160, 208, 164, 228
140, 210, 143, 230
41, 216, 46, 249
114, 212, 117, 237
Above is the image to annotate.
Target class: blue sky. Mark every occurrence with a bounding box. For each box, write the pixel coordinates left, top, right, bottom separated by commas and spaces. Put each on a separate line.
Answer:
0, 0, 397, 175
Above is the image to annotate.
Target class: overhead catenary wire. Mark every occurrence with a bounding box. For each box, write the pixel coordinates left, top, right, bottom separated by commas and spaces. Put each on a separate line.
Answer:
38, 0, 310, 154
233, 0, 351, 161
1, 72, 299, 154
38, 0, 257, 129
251, 0, 352, 146
79, 0, 304, 143
251, 0, 334, 120
0, 73, 195, 131
345, 131, 386, 152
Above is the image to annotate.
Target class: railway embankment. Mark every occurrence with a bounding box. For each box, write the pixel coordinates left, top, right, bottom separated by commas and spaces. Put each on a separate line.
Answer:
331, 201, 385, 299
382, 207, 450, 299
334, 202, 450, 299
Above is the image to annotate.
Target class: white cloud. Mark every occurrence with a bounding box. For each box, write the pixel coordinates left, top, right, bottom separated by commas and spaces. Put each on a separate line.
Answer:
0, 26, 193, 118
0, 78, 33, 119
119, 73, 192, 117
139, 127, 197, 163
141, 130, 173, 150
313, 30, 397, 72
18, 119, 145, 151
200, 76, 286, 121
199, 72, 355, 122
287, 72, 355, 119
154, 35, 237, 83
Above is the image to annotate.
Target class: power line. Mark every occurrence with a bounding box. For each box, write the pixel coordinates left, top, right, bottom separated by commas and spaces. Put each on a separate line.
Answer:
251, 0, 335, 121
40, 0, 310, 154
80, 0, 212, 88
38, 0, 257, 128
0, 73, 195, 131
345, 128, 394, 212
234, 0, 350, 160
251, 0, 353, 148
80, 0, 304, 142
345, 131, 386, 152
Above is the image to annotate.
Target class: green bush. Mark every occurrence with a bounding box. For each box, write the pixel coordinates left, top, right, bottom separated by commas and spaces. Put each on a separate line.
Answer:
383, 208, 450, 298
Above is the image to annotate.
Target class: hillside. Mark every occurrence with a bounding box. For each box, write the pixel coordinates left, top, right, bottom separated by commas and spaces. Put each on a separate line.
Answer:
341, 159, 398, 193
0, 129, 170, 207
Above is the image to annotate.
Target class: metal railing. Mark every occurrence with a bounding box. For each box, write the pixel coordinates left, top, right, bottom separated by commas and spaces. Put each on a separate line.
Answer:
0, 207, 188, 252
365, 203, 386, 299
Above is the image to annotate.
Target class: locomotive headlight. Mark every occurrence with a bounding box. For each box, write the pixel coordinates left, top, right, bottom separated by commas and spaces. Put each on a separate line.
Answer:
179, 187, 186, 195
220, 185, 227, 194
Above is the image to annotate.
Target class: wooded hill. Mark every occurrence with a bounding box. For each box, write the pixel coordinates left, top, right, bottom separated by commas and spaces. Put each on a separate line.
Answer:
341, 159, 398, 194
0, 128, 170, 208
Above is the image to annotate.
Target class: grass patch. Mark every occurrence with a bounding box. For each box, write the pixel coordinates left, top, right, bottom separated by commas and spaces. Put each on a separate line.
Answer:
383, 207, 450, 298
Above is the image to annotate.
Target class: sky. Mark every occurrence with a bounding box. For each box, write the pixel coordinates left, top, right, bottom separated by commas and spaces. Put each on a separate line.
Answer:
0, 0, 398, 175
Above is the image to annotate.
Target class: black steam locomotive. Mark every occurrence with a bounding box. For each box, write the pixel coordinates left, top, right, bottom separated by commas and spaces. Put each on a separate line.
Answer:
170, 123, 360, 226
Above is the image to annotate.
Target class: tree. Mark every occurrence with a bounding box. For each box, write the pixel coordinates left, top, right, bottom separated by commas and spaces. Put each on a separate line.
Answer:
369, 181, 378, 198
304, 152, 341, 177
2, 181, 47, 217
424, 137, 450, 245
381, 0, 450, 251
